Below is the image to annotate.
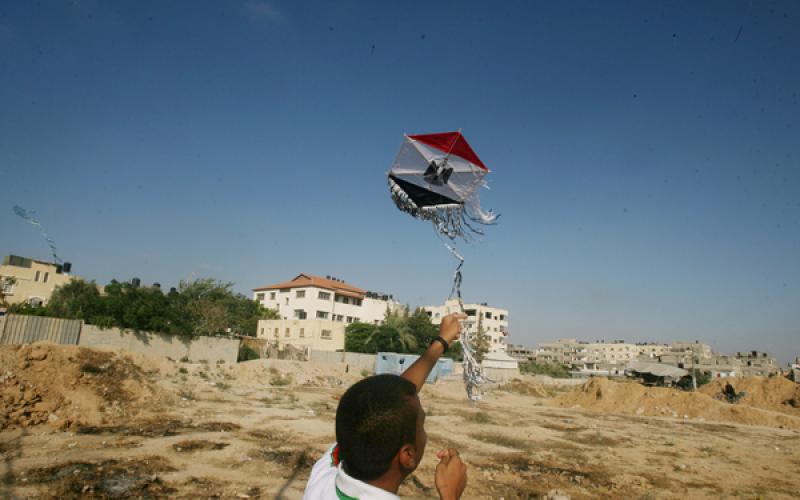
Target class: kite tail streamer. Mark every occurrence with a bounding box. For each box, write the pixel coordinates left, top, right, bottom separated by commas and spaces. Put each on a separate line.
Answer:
12, 205, 62, 264
389, 177, 485, 241
441, 239, 492, 401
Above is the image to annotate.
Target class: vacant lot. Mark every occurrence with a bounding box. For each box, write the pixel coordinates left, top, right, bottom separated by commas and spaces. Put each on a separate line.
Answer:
2, 344, 799, 499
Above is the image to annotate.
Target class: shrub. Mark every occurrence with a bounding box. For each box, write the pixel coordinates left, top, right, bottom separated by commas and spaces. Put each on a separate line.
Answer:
238, 345, 260, 362
519, 361, 571, 378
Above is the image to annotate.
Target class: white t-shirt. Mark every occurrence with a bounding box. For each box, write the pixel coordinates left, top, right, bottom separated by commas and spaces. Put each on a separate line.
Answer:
303, 445, 400, 500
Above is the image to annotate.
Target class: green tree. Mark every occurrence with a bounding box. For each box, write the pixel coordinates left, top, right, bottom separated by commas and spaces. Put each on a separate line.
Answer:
472, 316, 490, 364
12, 277, 276, 338
345, 322, 378, 353
46, 279, 103, 320
408, 308, 438, 354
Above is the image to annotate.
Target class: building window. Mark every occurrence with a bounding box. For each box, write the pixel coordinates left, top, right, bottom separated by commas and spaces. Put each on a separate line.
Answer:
299, 328, 305, 338
43, 272, 49, 283
285, 328, 290, 337
296, 290, 306, 298
256, 293, 265, 300
260, 328, 264, 335
321, 329, 332, 339
270, 292, 276, 300
294, 309, 307, 320
280, 288, 290, 293
465, 309, 476, 317
346, 316, 354, 324
34, 270, 40, 282
274, 328, 279, 338
316, 311, 329, 320
499, 314, 505, 320
354, 299, 362, 306
318, 291, 331, 300
485, 312, 491, 319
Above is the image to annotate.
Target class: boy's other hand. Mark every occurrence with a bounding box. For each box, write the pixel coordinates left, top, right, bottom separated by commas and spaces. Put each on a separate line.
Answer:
435, 448, 467, 500
439, 313, 467, 345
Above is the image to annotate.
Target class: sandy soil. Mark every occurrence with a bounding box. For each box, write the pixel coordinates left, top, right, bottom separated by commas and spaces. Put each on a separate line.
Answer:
2, 344, 799, 499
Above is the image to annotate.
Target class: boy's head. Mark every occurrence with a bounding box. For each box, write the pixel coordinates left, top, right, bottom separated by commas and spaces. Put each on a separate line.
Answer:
335, 374, 427, 481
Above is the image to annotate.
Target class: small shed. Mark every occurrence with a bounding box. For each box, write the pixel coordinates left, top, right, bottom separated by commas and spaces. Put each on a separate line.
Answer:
626, 361, 688, 386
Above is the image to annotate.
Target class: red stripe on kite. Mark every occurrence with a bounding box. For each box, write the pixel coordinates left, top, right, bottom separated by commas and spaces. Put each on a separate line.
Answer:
408, 132, 488, 171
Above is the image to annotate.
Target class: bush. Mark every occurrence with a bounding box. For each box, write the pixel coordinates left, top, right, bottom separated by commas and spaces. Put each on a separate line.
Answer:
519, 361, 571, 378
238, 345, 260, 362
677, 369, 712, 390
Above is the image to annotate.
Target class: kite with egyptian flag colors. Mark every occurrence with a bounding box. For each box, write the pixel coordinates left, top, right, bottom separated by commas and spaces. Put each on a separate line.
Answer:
387, 131, 497, 242
386, 131, 498, 401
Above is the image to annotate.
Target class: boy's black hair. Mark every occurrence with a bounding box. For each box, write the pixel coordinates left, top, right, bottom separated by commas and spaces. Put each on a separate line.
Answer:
335, 374, 419, 481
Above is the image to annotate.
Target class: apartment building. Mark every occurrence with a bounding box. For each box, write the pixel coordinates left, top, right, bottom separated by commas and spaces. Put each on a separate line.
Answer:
253, 273, 401, 325
0, 255, 76, 307
424, 299, 509, 354
252, 273, 401, 352
533, 339, 669, 375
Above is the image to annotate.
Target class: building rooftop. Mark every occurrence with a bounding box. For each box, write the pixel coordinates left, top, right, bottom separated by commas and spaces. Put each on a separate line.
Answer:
253, 273, 366, 298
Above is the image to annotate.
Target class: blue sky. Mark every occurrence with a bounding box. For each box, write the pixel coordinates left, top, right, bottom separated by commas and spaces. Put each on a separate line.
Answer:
2, 1, 798, 364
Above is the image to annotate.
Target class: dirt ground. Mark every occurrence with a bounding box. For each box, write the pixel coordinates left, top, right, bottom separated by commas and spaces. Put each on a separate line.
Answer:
2, 344, 799, 499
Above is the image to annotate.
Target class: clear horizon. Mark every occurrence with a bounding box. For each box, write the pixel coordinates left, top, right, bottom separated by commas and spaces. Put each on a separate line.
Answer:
2, 1, 798, 365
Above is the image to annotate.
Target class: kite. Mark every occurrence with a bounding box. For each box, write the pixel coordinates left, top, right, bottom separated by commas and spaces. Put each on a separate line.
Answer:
12, 205, 62, 264
387, 131, 497, 400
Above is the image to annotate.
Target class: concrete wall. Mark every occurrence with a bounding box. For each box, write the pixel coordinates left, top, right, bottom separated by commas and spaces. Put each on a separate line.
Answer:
79, 325, 239, 364
310, 350, 377, 374
0, 314, 81, 345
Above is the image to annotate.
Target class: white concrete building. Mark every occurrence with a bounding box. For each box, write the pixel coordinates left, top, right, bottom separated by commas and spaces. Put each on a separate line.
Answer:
424, 299, 517, 370
252, 273, 401, 326
424, 299, 510, 354
252, 274, 402, 352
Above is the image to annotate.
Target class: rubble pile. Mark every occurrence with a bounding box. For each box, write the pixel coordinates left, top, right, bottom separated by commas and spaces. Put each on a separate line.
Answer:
0, 343, 167, 430
700, 376, 800, 415
554, 377, 800, 430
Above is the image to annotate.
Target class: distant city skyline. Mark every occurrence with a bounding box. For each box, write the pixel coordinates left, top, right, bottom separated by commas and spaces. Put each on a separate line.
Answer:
2, 1, 798, 365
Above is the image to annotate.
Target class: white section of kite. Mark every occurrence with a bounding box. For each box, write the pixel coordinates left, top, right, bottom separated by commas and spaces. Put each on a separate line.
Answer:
387, 131, 497, 401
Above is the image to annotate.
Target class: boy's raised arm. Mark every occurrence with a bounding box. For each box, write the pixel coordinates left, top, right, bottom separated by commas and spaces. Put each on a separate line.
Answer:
401, 313, 466, 393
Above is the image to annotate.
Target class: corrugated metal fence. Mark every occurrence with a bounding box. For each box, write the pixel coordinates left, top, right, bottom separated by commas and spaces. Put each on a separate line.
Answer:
0, 314, 82, 345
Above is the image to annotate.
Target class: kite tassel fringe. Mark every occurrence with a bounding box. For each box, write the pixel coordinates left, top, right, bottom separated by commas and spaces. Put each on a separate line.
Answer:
388, 178, 496, 242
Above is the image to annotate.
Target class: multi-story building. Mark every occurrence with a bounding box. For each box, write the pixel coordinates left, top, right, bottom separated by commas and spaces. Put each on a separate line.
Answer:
253, 273, 401, 325
507, 344, 536, 361
0, 255, 76, 307
532, 339, 669, 376
252, 273, 402, 352
734, 351, 780, 377
424, 299, 509, 354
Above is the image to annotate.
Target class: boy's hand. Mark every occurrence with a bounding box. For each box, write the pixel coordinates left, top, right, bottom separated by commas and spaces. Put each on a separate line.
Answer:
439, 313, 467, 345
435, 448, 467, 500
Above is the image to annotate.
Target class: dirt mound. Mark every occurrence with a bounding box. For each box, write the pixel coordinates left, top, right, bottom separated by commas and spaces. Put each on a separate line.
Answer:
497, 378, 550, 397
0, 343, 169, 430
554, 377, 800, 430
700, 376, 800, 415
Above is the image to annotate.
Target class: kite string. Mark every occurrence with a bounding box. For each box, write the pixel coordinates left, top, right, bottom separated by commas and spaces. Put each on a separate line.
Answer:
436, 228, 491, 401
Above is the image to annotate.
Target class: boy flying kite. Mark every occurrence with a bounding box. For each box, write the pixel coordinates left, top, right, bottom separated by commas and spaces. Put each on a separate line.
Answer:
303, 313, 469, 500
